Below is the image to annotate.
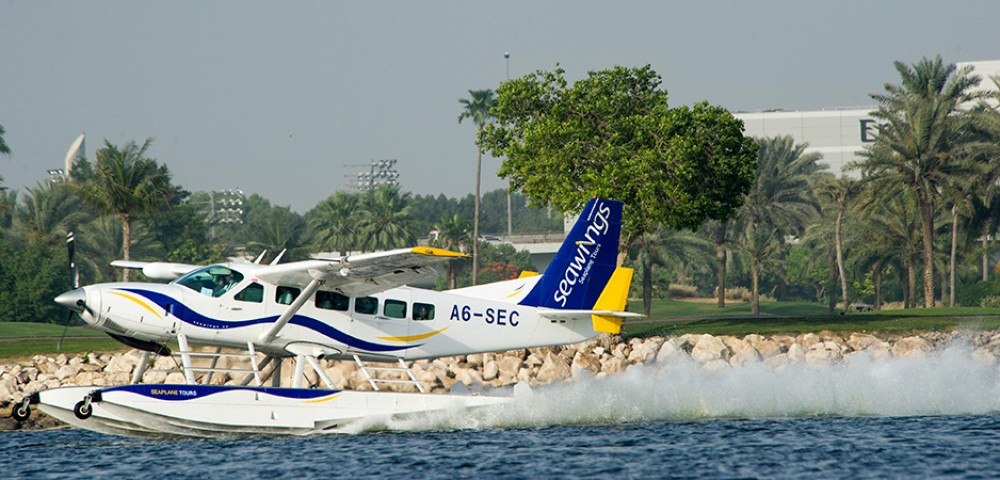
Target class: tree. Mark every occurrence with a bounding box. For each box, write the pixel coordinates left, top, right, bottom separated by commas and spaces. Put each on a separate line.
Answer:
854, 187, 923, 308
432, 213, 471, 289
816, 176, 860, 314
309, 191, 361, 256
736, 135, 823, 313
482, 65, 758, 261
356, 185, 416, 252
0, 124, 9, 188
741, 136, 825, 236
73, 139, 173, 281
12, 183, 88, 244
458, 89, 498, 285
738, 223, 783, 315
0, 124, 9, 155
244, 203, 308, 263
0, 235, 64, 323
629, 227, 711, 316
856, 55, 983, 308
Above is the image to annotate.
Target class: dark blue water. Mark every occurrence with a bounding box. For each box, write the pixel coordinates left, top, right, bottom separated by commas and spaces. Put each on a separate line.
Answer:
4, 415, 1000, 479
5, 346, 1000, 479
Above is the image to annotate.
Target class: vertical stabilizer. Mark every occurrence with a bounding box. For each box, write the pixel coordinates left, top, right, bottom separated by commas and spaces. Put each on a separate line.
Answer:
519, 197, 623, 310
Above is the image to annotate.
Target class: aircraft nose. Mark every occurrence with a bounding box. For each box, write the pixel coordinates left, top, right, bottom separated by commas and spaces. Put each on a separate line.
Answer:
54, 288, 87, 312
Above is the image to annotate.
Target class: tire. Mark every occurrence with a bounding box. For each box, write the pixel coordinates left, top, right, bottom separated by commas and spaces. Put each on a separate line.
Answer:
73, 400, 92, 420
11, 403, 30, 422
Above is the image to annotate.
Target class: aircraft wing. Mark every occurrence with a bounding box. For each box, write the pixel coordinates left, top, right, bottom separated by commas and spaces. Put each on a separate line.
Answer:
252, 247, 466, 297
110, 260, 203, 280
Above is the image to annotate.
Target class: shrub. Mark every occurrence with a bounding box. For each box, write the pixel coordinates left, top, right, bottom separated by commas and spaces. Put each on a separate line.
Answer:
667, 284, 700, 298
980, 295, 1000, 308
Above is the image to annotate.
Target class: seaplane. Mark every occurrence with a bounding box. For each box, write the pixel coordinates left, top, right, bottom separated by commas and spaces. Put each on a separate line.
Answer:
11, 197, 637, 437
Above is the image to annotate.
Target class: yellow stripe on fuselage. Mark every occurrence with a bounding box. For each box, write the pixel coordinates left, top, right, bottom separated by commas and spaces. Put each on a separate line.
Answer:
109, 290, 164, 320
302, 393, 342, 404
377, 326, 449, 343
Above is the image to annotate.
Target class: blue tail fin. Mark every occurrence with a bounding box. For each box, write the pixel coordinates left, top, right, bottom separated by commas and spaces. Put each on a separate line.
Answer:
519, 197, 623, 309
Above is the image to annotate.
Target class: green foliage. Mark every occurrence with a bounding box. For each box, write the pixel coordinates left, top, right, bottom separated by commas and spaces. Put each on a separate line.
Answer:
0, 236, 65, 323
959, 279, 1000, 307
854, 56, 983, 308
0, 124, 9, 155
482, 65, 758, 244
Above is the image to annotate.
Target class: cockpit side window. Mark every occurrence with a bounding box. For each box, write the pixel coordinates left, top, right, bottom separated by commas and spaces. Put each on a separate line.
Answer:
175, 266, 244, 298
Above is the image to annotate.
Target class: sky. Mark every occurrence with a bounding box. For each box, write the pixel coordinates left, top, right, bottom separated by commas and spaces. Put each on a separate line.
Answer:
3, 1, 1000, 213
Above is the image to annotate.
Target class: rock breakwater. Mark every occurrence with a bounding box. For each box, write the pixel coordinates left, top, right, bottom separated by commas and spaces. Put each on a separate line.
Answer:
4, 329, 1000, 431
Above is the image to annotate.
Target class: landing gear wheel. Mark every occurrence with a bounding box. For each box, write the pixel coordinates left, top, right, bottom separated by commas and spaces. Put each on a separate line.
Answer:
73, 399, 92, 420
11, 400, 30, 422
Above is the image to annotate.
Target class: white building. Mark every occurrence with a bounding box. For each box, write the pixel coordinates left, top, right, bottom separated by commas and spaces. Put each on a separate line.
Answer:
735, 60, 1000, 177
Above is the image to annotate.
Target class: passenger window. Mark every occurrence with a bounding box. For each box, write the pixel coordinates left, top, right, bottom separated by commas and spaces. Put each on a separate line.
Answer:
316, 290, 349, 311
413, 302, 435, 321
354, 296, 378, 315
384, 299, 407, 319
276, 286, 301, 305
234, 283, 264, 303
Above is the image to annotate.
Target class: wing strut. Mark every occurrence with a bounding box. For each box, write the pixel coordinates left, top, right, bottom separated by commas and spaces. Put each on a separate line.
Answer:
257, 278, 324, 344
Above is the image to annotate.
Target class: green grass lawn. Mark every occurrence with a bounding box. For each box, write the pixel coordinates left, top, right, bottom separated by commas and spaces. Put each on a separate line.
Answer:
623, 299, 1000, 338
0, 323, 125, 360
4, 299, 1000, 360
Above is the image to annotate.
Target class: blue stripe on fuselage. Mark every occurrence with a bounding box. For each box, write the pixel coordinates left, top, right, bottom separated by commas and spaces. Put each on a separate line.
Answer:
120, 288, 416, 352
102, 384, 341, 401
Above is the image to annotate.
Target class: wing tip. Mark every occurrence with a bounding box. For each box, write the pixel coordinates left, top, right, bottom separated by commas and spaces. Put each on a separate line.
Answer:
411, 246, 468, 258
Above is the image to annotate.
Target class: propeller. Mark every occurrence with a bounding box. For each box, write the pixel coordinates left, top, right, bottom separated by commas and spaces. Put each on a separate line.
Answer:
57, 231, 80, 351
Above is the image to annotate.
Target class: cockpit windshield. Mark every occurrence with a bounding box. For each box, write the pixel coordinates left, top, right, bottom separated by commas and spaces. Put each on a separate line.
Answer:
174, 266, 245, 298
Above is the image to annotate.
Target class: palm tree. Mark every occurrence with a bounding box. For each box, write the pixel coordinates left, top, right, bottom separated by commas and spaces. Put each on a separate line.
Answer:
0, 124, 10, 156
816, 176, 859, 314
13, 183, 88, 244
855, 187, 923, 308
741, 136, 825, 234
433, 213, 471, 289
856, 56, 983, 307
458, 89, 498, 285
73, 139, 173, 281
0, 188, 16, 229
245, 205, 308, 263
0, 124, 9, 189
629, 227, 712, 317
736, 135, 823, 313
310, 191, 360, 256
738, 223, 783, 315
701, 220, 736, 308
356, 185, 416, 252
78, 215, 163, 283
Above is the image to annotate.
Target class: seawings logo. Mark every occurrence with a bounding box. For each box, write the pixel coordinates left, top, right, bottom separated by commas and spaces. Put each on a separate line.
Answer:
553, 201, 612, 307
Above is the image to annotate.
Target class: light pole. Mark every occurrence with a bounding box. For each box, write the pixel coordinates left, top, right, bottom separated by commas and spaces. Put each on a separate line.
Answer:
504, 51, 513, 237
344, 159, 399, 192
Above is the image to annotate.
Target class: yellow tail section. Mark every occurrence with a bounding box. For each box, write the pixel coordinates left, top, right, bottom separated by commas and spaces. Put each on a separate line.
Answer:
591, 267, 634, 334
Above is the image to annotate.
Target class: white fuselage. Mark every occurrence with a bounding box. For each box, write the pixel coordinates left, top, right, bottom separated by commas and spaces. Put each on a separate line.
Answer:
76, 272, 596, 361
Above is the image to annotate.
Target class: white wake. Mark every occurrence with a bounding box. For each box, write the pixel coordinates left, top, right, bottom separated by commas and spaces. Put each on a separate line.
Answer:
345, 345, 1000, 433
